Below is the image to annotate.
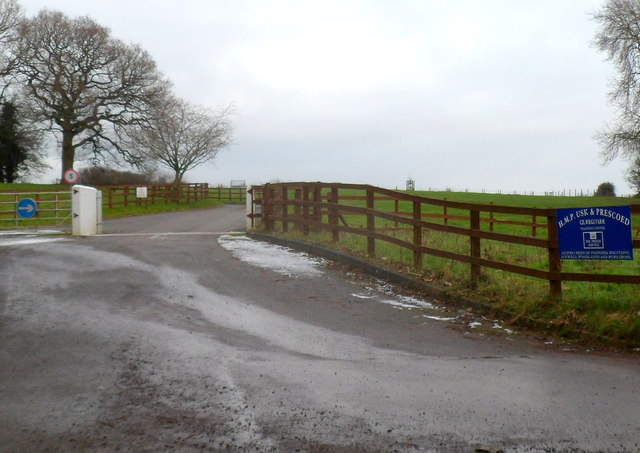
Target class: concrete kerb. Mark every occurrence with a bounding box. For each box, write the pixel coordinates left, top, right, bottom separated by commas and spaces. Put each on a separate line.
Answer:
246, 232, 638, 349
248, 232, 502, 316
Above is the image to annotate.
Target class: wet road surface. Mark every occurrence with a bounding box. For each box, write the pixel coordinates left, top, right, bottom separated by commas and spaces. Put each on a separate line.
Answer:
0, 205, 639, 452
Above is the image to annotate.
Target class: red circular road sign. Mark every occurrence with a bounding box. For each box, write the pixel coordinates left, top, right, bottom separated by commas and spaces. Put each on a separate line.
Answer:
63, 169, 79, 184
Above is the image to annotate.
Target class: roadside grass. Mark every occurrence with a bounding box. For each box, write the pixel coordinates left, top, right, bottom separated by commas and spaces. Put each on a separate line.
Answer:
103, 198, 223, 218
272, 190, 640, 345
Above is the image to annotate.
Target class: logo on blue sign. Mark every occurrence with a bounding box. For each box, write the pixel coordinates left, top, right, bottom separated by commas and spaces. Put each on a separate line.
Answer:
557, 206, 633, 260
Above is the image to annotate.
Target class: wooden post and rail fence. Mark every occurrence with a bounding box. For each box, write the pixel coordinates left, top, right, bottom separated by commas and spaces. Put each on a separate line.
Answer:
250, 182, 640, 299
99, 183, 245, 208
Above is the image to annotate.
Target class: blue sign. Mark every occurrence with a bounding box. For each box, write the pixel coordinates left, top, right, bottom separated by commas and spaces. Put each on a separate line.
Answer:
16, 198, 38, 219
557, 206, 633, 260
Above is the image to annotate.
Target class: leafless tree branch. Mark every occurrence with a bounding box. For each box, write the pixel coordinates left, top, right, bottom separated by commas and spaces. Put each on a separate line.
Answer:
10, 8, 170, 180
594, 0, 640, 162
126, 96, 234, 183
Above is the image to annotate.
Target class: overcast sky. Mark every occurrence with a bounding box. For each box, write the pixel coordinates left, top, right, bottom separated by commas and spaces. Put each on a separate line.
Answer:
20, 0, 631, 194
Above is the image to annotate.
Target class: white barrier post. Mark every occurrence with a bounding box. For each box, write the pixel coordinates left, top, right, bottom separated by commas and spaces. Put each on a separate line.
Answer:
72, 185, 100, 236
96, 190, 103, 234
246, 186, 263, 230
246, 186, 253, 230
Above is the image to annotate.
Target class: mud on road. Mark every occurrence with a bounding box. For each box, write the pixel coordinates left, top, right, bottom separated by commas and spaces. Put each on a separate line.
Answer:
1, 205, 639, 452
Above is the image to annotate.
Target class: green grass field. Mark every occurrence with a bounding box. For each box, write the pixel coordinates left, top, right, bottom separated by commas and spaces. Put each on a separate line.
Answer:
272, 187, 640, 346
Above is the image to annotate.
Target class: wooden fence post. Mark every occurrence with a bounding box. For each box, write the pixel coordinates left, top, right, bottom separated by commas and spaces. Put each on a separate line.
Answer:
394, 200, 399, 229
470, 209, 481, 285
413, 200, 422, 270
532, 213, 537, 237
281, 185, 289, 233
263, 184, 275, 231
366, 187, 375, 257
443, 198, 448, 225
489, 202, 494, 232
302, 185, 310, 236
547, 213, 562, 299
260, 185, 268, 229
330, 186, 339, 242
295, 188, 302, 232
313, 183, 322, 229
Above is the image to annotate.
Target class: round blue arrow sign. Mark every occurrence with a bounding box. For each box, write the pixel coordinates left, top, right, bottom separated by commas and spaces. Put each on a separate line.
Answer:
17, 198, 37, 219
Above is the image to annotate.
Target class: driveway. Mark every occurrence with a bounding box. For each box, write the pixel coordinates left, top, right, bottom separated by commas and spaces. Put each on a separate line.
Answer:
0, 205, 638, 452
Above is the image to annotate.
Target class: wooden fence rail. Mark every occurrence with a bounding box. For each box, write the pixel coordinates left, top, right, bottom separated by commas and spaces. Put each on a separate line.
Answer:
99, 183, 210, 208
99, 184, 246, 208
208, 186, 246, 202
254, 182, 640, 299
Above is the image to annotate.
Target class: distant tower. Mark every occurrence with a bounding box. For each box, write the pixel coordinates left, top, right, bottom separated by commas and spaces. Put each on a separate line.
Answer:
406, 177, 415, 191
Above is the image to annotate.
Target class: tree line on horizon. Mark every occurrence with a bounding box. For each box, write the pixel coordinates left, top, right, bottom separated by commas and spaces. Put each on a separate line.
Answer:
0, 0, 233, 184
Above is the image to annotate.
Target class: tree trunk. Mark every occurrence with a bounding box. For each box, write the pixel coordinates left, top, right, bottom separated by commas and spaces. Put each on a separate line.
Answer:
61, 129, 75, 181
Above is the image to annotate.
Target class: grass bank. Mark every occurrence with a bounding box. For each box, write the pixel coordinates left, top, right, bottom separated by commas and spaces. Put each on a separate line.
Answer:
103, 198, 223, 218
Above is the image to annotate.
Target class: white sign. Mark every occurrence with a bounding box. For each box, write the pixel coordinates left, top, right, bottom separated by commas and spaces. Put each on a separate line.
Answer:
63, 169, 79, 184
136, 187, 148, 198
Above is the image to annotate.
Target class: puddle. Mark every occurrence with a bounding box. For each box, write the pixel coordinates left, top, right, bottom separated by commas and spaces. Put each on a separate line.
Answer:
0, 229, 64, 236
423, 315, 458, 322
218, 235, 325, 277
0, 237, 66, 247
363, 281, 436, 311
378, 299, 421, 310
493, 323, 514, 334
352, 293, 375, 299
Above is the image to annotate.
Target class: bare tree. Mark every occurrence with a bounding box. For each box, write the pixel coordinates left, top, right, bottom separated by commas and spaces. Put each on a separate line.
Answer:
11, 9, 169, 180
127, 97, 233, 183
0, 0, 21, 81
625, 155, 640, 194
594, 0, 640, 161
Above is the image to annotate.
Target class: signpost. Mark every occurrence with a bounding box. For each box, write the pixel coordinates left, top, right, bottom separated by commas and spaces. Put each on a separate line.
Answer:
557, 206, 633, 260
63, 169, 79, 184
16, 198, 38, 219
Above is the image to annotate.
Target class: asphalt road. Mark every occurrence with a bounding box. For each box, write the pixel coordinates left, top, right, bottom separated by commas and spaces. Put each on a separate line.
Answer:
0, 205, 639, 452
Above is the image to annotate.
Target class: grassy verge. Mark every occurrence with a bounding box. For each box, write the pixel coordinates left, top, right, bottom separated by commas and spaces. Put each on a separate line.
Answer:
269, 189, 640, 346
103, 198, 223, 218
